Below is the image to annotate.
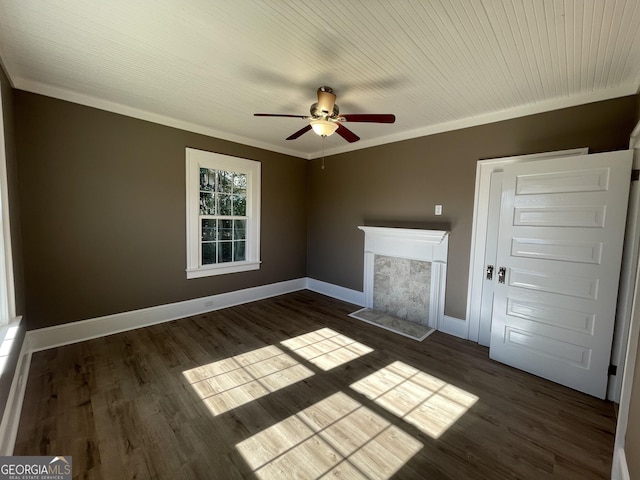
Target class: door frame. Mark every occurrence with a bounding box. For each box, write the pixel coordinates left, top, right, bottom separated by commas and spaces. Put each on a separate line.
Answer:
609, 148, 640, 401
465, 148, 589, 343
612, 122, 640, 480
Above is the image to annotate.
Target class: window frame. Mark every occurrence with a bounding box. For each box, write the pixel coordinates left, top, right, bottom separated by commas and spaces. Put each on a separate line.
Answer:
0, 86, 15, 324
185, 148, 261, 279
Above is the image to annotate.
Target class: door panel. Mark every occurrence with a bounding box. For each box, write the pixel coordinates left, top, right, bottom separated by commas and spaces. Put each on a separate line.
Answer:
489, 150, 632, 398
508, 267, 599, 298
505, 297, 595, 334
503, 327, 591, 368
513, 205, 606, 227
514, 168, 610, 194
478, 172, 503, 347
510, 237, 603, 263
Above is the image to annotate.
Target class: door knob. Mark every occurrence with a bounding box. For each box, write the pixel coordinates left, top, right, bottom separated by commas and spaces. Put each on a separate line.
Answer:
498, 267, 506, 284
486, 265, 494, 280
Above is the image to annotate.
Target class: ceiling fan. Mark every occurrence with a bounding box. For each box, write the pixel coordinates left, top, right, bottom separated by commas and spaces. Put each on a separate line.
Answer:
254, 86, 396, 143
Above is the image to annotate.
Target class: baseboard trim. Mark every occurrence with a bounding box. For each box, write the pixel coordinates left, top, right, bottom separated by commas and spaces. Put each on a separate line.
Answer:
0, 335, 32, 455
28, 277, 467, 353
28, 278, 307, 352
438, 315, 468, 339
613, 447, 630, 480
305, 278, 366, 306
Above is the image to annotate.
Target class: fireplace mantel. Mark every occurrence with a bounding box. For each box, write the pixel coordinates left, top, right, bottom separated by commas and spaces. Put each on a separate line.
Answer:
357, 226, 449, 330
357, 226, 448, 245
357, 226, 449, 263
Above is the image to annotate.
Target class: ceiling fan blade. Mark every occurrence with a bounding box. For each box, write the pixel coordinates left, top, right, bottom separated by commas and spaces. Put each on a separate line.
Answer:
341, 114, 396, 123
286, 124, 312, 140
336, 123, 360, 143
254, 113, 309, 119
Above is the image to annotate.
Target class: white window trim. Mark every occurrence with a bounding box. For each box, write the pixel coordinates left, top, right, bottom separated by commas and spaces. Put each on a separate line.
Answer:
0, 87, 15, 324
185, 148, 261, 279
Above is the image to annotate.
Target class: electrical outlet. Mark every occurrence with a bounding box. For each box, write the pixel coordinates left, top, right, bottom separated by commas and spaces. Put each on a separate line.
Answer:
435, 204, 442, 215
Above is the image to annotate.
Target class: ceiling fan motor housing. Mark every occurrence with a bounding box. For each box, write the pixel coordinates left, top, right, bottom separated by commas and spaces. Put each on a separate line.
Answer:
310, 102, 339, 119
313, 86, 338, 118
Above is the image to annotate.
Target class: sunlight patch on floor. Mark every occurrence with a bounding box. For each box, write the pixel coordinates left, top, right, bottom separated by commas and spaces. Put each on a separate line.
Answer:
183, 344, 314, 415
280, 328, 373, 371
350, 361, 478, 439
236, 391, 422, 479
0, 325, 18, 374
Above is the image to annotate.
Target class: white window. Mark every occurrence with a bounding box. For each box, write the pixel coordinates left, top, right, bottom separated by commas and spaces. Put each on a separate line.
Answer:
0, 88, 15, 324
186, 148, 261, 279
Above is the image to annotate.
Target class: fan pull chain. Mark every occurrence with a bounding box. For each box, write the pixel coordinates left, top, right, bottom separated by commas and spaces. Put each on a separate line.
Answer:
321, 135, 326, 170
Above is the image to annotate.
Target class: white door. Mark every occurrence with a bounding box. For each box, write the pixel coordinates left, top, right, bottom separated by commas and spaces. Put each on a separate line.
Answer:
478, 172, 502, 347
489, 150, 633, 398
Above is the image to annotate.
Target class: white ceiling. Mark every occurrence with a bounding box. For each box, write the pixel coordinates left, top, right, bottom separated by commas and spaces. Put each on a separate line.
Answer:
1, 1, 639, 159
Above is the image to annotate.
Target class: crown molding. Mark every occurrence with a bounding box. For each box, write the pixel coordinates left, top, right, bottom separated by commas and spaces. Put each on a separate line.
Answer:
13, 78, 311, 159
310, 84, 639, 159
9, 75, 637, 162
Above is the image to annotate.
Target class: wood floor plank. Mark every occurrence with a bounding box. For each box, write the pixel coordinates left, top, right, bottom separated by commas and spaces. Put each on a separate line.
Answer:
14, 291, 617, 479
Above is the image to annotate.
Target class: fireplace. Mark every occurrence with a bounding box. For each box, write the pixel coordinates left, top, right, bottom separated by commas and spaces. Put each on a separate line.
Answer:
352, 226, 449, 339
373, 254, 432, 325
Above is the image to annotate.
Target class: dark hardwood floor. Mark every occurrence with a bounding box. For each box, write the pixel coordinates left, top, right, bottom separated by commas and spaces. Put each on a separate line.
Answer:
14, 291, 616, 479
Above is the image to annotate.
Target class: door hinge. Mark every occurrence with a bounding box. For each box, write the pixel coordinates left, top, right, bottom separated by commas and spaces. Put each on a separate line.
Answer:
632, 169, 639, 182
608, 364, 617, 376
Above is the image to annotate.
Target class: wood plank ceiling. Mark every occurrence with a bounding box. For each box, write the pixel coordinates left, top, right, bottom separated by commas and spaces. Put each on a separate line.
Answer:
0, 0, 639, 158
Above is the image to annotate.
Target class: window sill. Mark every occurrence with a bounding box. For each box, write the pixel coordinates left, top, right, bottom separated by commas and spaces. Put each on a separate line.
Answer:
0, 316, 22, 375
186, 261, 260, 279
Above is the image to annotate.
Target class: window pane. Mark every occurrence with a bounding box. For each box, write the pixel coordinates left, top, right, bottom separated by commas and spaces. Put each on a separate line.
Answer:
219, 219, 233, 240
200, 192, 215, 215
218, 170, 233, 193
233, 173, 247, 193
233, 193, 246, 216
200, 168, 216, 191
218, 241, 233, 263
219, 193, 232, 215
234, 220, 246, 240
202, 219, 217, 241
202, 242, 217, 265
234, 241, 246, 261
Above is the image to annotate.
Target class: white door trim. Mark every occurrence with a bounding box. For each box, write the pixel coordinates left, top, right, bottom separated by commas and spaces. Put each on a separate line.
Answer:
612, 234, 640, 480
611, 120, 640, 480
609, 150, 640, 401
466, 148, 589, 342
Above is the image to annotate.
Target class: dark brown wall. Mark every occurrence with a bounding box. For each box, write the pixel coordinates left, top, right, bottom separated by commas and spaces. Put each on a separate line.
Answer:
11, 91, 640, 327
14, 91, 308, 330
307, 95, 639, 319
0, 65, 26, 422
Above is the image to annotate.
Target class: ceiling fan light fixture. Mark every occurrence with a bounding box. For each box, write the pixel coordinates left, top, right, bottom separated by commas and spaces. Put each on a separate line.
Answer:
310, 119, 338, 137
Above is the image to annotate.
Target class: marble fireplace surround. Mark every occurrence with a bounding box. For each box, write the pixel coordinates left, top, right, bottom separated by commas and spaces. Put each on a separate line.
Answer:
357, 226, 449, 331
